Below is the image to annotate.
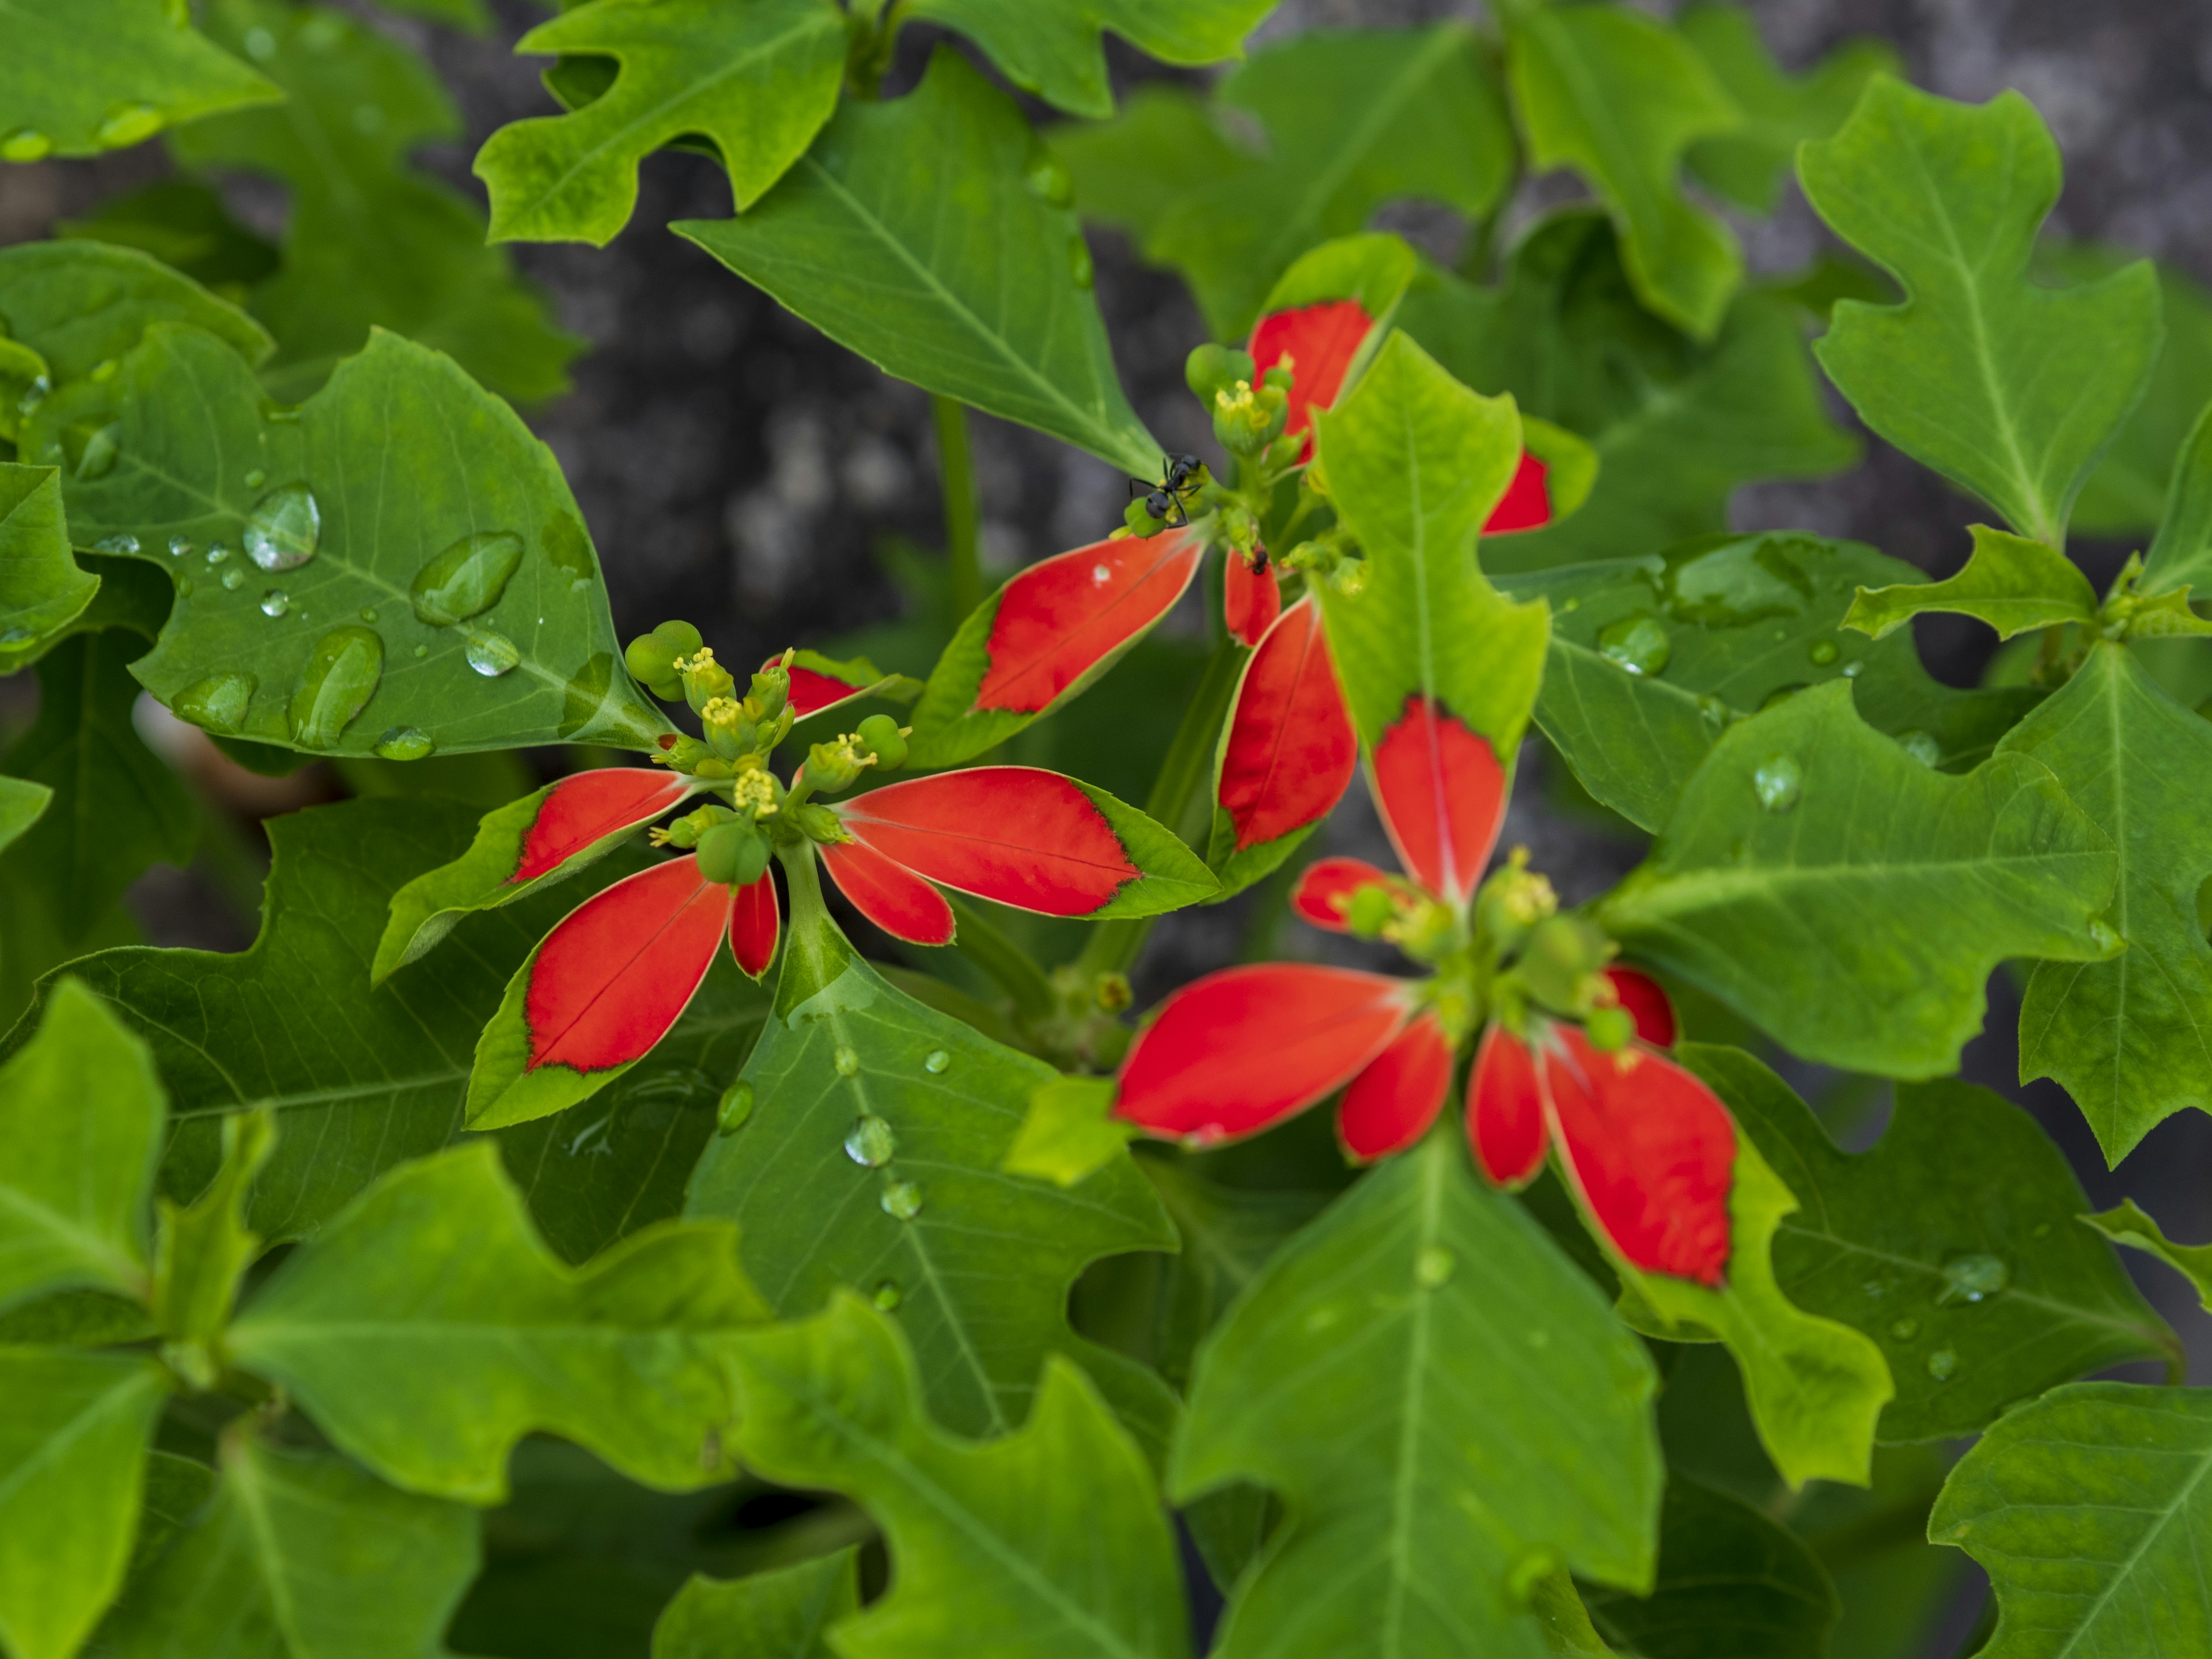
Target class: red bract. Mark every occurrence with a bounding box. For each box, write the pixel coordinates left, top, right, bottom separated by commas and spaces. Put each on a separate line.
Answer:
1369, 695, 1508, 908
1605, 965, 1677, 1047
1468, 1022, 1546, 1186
1249, 298, 1370, 451
818, 838, 956, 946
1484, 450, 1553, 535
1290, 855, 1393, 929
836, 768, 1138, 916
512, 769, 693, 885
976, 529, 1202, 713
729, 872, 780, 979
1337, 1013, 1454, 1161
1215, 598, 1358, 854
1224, 550, 1282, 647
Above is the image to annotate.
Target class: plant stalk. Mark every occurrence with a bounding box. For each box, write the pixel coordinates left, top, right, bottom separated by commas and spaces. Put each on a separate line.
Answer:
933, 395, 983, 621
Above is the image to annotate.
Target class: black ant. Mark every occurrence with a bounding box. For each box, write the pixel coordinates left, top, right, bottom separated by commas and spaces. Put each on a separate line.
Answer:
1130, 453, 1204, 528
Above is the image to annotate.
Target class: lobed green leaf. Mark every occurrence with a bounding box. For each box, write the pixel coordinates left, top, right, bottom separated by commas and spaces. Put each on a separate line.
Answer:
0, 0, 279, 161
0, 464, 98, 673
907, 0, 1274, 121
1844, 525, 2097, 642
652, 1548, 859, 1659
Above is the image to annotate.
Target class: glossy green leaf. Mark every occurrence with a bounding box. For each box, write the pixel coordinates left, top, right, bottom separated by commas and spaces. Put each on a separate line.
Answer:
1999, 643, 2212, 1161
230, 1142, 759, 1503
0, 0, 278, 161
0, 1349, 168, 1659
1689, 1047, 2175, 1444
732, 1296, 1190, 1659
907, 0, 1271, 120
1172, 1136, 1662, 1659
677, 48, 1158, 477
1397, 214, 1857, 573
29, 323, 665, 757
1596, 681, 2119, 1077
2142, 399, 2212, 601
0, 238, 272, 384
1503, 531, 2043, 834
2062, 252, 2212, 539
1004, 1074, 1138, 1188
97, 1429, 482, 1658
687, 859, 1176, 1442
1579, 1476, 1837, 1659
1506, 6, 1743, 339
0, 777, 48, 855
0, 978, 163, 1313
175, 0, 580, 405
1929, 1382, 2212, 1658
477, 0, 846, 247
1845, 525, 2097, 642
1312, 331, 1551, 756
1798, 78, 2163, 547
1613, 1121, 1891, 1489
653, 1548, 858, 1659
1056, 26, 1514, 339
55, 179, 280, 297
0, 464, 98, 672
150, 1108, 273, 1347
1676, 3, 1897, 215
2084, 1199, 2212, 1312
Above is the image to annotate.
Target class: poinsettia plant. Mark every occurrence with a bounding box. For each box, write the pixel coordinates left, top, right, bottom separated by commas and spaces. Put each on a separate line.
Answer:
3, 3, 2210, 1658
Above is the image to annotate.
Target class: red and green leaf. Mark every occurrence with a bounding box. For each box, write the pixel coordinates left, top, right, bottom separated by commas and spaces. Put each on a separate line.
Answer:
373, 768, 698, 984
729, 872, 781, 979
1207, 596, 1359, 897
467, 855, 736, 1130
817, 838, 957, 947
835, 766, 1218, 919
1113, 963, 1412, 1145
781, 649, 922, 723
1336, 1012, 1454, 1162
904, 528, 1205, 767
1467, 1022, 1547, 1188
1290, 855, 1395, 931
1223, 550, 1281, 647
1246, 232, 1419, 454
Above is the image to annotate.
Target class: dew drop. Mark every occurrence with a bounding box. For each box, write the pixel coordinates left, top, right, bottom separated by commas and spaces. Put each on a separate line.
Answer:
287, 625, 384, 748
1937, 1252, 2010, 1305
16, 373, 48, 416
414, 644, 429, 659
1808, 638, 1840, 666
172, 671, 256, 736
373, 725, 433, 761
834, 1044, 860, 1078
1415, 1245, 1455, 1288
0, 626, 27, 646
243, 467, 267, 490
1840, 659, 1864, 678
221, 567, 244, 591
75, 425, 119, 479
923, 1048, 950, 1075
880, 1180, 924, 1222
1024, 146, 1073, 207
359, 607, 376, 623
716, 1079, 755, 1135
243, 25, 276, 60
244, 483, 321, 572
95, 103, 163, 150
0, 129, 54, 164
872, 1278, 904, 1310
411, 530, 524, 626
1897, 729, 1941, 768
1067, 233, 1094, 289
843, 1113, 895, 1167
1596, 612, 1671, 677
175, 576, 193, 597
206, 543, 230, 566
1926, 1346, 1958, 1382
166, 534, 192, 558
464, 629, 519, 677
1889, 1316, 1920, 1341
1753, 755, 1801, 813
92, 533, 139, 555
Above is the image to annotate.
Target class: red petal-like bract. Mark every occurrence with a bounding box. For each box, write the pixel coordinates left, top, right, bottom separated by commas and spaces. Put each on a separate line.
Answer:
525, 857, 733, 1074
975, 529, 1202, 713
1249, 298, 1371, 450
1218, 599, 1358, 853
819, 839, 956, 946
1115, 963, 1410, 1144
1482, 451, 1552, 535
728, 872, 780, 979
1338, 1012, 1453, 1162
783, 660, 868, 719
1369, 695, 1508, 907
838, 768, 1137, 916
1224, 552, 1282, 648
512, 769, 691, 885
1605, 966, 1677, 1048
1467, 1024, 1547, 1187
1291, 855, 1393, 931
1541, 1029, 1736, 1286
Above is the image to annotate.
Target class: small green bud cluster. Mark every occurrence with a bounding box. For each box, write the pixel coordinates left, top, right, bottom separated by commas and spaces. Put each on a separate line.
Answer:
654, 799, 779, 888
623, 620, 702, 700
647, 646, 802, 781
1211, 368, 1291, 456
1184, 342, 1255, 402
1473, 849, 1558, 959
804, 717, 909, 794
1341, 876, 1460, 963
1279, 529, 1367, 599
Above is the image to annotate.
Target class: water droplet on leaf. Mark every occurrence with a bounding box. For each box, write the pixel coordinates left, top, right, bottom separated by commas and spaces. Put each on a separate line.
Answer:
1937, 1252, 2009, 1305
872, 1278, 904, 1309
881, 1180, 924, 1221
243, 25, 276, 60
410, 530, 524, 626
1753, 755, 1801, 813
1897, 729, 1940, 768
1840, 660, 1864, 677
173, 672, 256, 736
1808, 638, 1840, 665
1415, 1245, 1455, 1288
359, 607, 376, 623
716, 1080, 754, 1135
175, 577, 193, 597
1, 130, 54, 164
373, 725, 433, 761
1024, 146, 1073, 206
243, 467, 266, 490
1067, 234, 1093, 289
92, 533, 138, 555
96, 103, 162, 150
244, 483, 320, 571
221, 567, 244, 591
166, 534, 191, 558
1889, 1317, 1919, 1341
1597, 612, 1671, 676
287, 624, 384, 748
464, 630, 519, 677
0, 627, 28, 646
843, 1113, 895, 1167
74, 425, 119, 479
1926, 1346, 1958, 1381
923, 1049, 950, 1075
414, 644, 429, 659
834, 1044, 859, 1078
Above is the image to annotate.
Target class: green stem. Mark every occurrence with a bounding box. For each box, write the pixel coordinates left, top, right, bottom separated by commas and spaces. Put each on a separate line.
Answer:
773, 840, 854, 1010
933, 395, 983, 621
947, 897, 1056, 1023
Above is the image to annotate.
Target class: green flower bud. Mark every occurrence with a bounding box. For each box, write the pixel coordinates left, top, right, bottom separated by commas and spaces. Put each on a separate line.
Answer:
1346, 885, 1397, 937
676, 647, 737, 714
805, 735, 870, 793
700, 696, 755, 761
652, 619, 703, 658
1260, 363, 1294, 395
656, 734, 713, 774
748, 652, 791, 721
732, 765, 783, 821
1092, 971, 1132, 1012
1582, 1005, 1636, 1053
625, 634, 675, 688
1125, 496, 1164, 533
695, 819, 760, 885
659, 803, 736, 850
854, 713, 908, 769
1185, 342, 1233, 400
796, 803, 849, 843
1474, 849, 1558, 957
1517, 915, 1613, 1015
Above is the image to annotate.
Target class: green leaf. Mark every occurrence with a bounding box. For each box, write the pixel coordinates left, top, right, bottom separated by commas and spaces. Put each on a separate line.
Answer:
2142, 399, 2212, 601
1055, 25, 1514, 339
687, 863, 1176, 1442
1312, 331, 1551, 756
1798, 77, 2163, 547
1929, 1382, 2212, 1657
476, 0, 845, 247
1506, 6, 1743, 339
0, 238, 272, 384
229, 1142, 760, 1503
1844, 525, 2097, 642
1595, 680, 2119, 1077
175, 0, 581, 406
31, 323, 665, 758
1999, 643, 2212, 1161
0, 777, 48, 855
0, 1349, 169, 1659
1502, 531, 2043, 834
1685, 1047, 2175, 1444
906, 0, 1271, 120
2061, 252, 2212, 540
677, 48, 1158, 477
151, 1107, 274, 1346
732, 1295, 1190, 1658
1613, 1113, 1891, 1489
1004, 1074, 1138, 1188
0, 0, 279, 161
653, 1548, 859, 1659
1676, 3, 1897, 215
0, 977, 164, 1313
1172, 1136, 1662, 1659
1397, 214, 1857, 574
55, 179, 281, 297
97, 1429, 482, 1658
3, 631, 197, 945
1579, 1476, 1838, 1659
0, 464, 99, 673
2084, 1199, 2212, 1312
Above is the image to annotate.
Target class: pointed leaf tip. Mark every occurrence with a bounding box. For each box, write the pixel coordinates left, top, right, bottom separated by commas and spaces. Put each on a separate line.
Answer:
1338, 1012, 1453, 1162
729, 872, 780, 979
1370, 695, 1508, 907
